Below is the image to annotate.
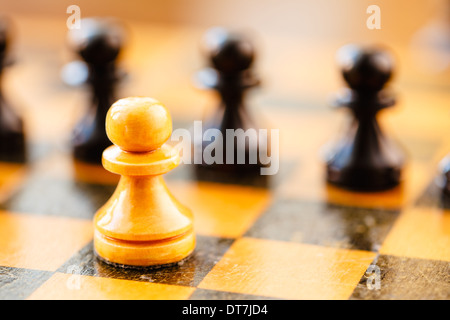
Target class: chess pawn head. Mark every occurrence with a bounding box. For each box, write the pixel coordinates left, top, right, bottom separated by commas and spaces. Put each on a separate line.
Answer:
204, 27, 255, 75
102, 97, 180, 176
0, 17, 11, 66
0, 18, 8, 58
337, 44, 394, 93
106, 97, 172, 153
68, 17, 125, 66
94, 97, 195, 267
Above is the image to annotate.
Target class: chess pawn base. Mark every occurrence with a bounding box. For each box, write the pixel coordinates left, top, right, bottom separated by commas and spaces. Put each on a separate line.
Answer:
193, 135, 272, 188
0, 130, 26, 162
195, 162, 264, 175
193, 117, 271, 177
444, 174, 450, 196
0, 99, 26, 162
326, 117, 404, 192
194, 143, 268, 175
327, 163, 403, 192
94, 163, 195, 267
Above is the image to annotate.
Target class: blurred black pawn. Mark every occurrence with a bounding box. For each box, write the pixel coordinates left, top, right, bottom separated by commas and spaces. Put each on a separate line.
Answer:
194, 28, 269, 180
0, 17, 26, 163
66, 18, 125, 164
325, 44, 405, 191
439, 154, 450, 196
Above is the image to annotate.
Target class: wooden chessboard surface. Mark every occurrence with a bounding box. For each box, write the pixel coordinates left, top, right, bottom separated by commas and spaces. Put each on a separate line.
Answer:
0, 14, 449, 300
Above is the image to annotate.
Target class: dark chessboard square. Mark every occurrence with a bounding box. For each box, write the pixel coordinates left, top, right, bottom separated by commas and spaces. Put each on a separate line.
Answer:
350, 254, 450, 300
58, 236, 234, 287
0, 177, 116, 220
415, 180, 450, 210
0, 266, 53, 300
245, 199, 400, 252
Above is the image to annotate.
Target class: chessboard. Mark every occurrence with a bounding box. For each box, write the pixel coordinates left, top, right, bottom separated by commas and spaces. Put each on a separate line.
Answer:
0, 14, 449, 301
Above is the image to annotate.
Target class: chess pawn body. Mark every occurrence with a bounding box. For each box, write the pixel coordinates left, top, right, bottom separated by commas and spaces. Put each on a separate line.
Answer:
68, 18, 125, 164
94, 97, 195, 267
195, 28, 269, 175
440, 154, 450, 196
0, 17, 26, 162
325, 45, 405, 191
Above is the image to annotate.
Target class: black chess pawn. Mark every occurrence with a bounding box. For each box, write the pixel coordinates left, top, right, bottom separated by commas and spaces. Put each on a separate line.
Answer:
325, 44, 405, 191
0, 17, 26, 163
67, 18, 125, 164
440, 155, 450, 196
194, 28, 269, 177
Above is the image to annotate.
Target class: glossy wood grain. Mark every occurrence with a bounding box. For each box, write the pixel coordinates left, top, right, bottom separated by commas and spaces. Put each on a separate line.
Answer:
0, 211, 92, 271
199, 237, 376, 300
28, 272, 195, 300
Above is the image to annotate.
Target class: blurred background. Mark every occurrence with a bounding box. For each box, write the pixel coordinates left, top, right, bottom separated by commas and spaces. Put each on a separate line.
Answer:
0, 0, 449, 148
2, 0, 448, 43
